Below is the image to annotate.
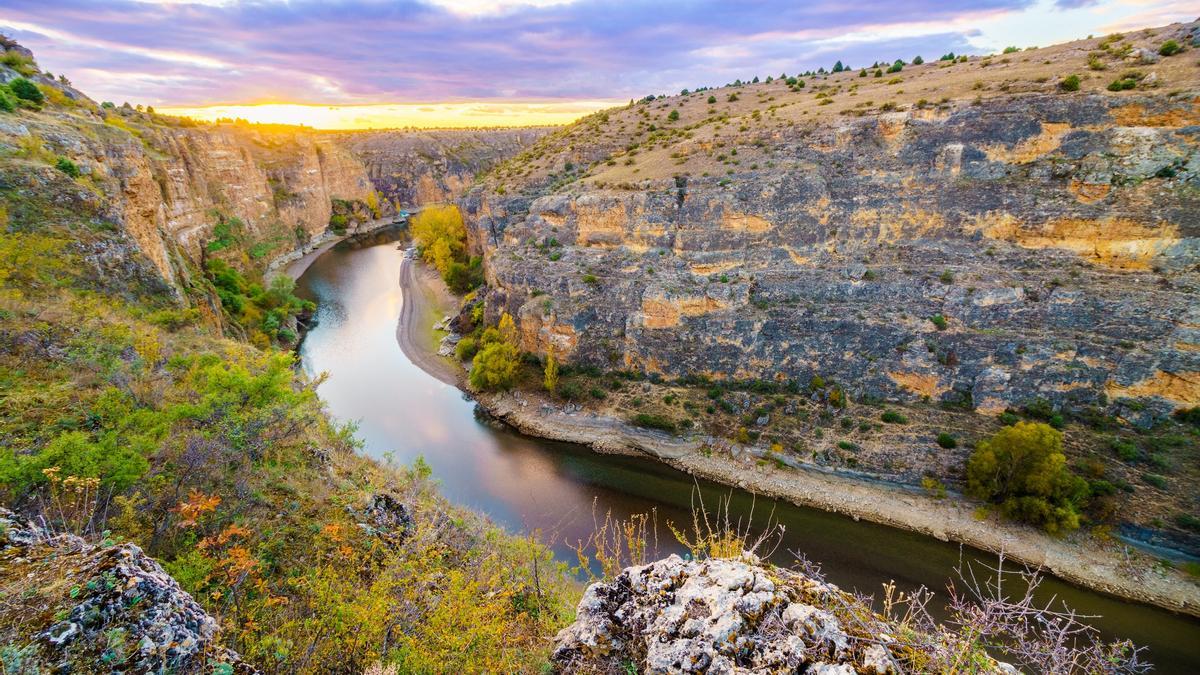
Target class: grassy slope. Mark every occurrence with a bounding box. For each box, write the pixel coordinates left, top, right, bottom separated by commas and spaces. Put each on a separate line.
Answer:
0, 87, 577, 672
487, 23, 1200, 193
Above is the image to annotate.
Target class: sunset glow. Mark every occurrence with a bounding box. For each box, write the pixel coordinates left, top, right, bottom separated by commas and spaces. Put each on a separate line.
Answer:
156, 101, 622, 130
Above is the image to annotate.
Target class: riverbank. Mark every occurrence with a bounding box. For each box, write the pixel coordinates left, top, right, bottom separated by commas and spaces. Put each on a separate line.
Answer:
394, 257, 1200, 617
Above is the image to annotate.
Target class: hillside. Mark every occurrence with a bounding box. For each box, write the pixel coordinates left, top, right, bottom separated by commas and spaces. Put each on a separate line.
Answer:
458, 23, 1200, 557
0, 41, 573, 671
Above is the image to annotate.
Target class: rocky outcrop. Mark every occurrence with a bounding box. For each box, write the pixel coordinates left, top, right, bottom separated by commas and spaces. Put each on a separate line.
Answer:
462, 23, 1200, 423
553, 553, 1004, 674
0, 509, 253, 674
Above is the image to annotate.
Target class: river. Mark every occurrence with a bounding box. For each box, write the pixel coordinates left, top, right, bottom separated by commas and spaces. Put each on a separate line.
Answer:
295, 225, 1200, 673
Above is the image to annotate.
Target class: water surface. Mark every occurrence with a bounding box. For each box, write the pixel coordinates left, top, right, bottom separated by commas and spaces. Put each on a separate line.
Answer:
296, 227, 1200, 673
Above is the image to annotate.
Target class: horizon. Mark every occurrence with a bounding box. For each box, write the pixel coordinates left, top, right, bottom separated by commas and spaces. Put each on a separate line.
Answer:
2, 1, 1196, 128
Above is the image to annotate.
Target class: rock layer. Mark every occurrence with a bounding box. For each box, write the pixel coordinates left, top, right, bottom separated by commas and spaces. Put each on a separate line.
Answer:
464, 92, 1199, 422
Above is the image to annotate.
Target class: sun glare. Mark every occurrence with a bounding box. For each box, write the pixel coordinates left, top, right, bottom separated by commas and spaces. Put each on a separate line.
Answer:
154, 101, 621, 129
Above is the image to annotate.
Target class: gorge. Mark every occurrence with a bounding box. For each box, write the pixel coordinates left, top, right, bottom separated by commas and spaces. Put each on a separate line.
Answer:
1, 16, 1199, 674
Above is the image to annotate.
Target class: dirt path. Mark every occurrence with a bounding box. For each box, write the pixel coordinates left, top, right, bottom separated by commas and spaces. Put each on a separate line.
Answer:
393, 258, 1200, 617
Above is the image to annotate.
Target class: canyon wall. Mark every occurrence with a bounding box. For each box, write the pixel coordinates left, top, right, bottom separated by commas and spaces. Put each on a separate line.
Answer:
0, 87, 547, 291
462, 24, 1200, 424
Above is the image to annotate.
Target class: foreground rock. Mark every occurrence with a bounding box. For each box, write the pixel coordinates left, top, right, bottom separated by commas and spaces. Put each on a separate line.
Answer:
553, 553, 1004, 674
0, 509, 252, 674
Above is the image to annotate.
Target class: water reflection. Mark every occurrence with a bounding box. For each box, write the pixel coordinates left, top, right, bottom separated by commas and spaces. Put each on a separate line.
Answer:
296, 227, 1200, 673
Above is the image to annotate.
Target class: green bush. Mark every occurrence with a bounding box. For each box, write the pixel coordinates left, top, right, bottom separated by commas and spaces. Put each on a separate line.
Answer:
7, 77, 43, 105
1158, 40, 1182, 57
55, 156, 80, 178
1142, 473, 1167, 489
1175, 513, 1200, 532
881, 410, 908, 424
469, 341, 519, 391
887, 60, 904, 73
0, 86, 16, 113
0, 431, 149, 495
1174, 407, 1200, 427
1059, 74, 1081, 92
936, 432, 958, 449
667, 110, 679, 122
455, 336, 478, 361
707, 95, 717, 104
929, 314, 948, 330
966, 422, 1088, 533
1111, 439, 1139, 461
630, 413, 676, 434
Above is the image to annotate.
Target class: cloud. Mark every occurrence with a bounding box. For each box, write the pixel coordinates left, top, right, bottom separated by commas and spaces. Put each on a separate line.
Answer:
0, 0, 1189, 108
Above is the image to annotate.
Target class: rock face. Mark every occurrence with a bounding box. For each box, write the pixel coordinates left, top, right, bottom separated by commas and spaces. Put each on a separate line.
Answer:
332, 128, 551, 207
0, 47, 549, 291
0, 509, 253, 674
461, 24, 1200, 422
553, 553, 998, 674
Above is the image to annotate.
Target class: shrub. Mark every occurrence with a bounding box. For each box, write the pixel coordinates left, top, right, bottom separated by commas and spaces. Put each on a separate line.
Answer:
667, 110, 679, 122
1059, 74, 1081, 92
7, 77, 43, 105
936, 432, 958, 449
54, 156, 80, 178
543, 349, 559, 392
1111, 439, 1139, 461
469, 341, 519, 391
630, 413, 676, 433
912, 55, 924, 64
922, 476, 947, 499
1176, 514, 1200, 532
966, 422, 1088, 533
707, 95, 717, 104
0, 86, 16, 113
1158, 40, 1182, 57
881, 410, 908, 424
1174, 406, 1200, 427
929, 314, 948, 330
1141, 473, 1167, 489
455, 336, 478, 361
887, 60, 904, 73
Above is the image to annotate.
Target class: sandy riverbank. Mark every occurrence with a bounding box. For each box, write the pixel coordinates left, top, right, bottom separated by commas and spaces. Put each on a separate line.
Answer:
394, 256, 1200, 617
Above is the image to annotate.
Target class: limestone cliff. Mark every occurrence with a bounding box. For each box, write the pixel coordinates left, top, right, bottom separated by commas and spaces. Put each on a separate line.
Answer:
0, 53, 548, 292
463, 22, 1200, 424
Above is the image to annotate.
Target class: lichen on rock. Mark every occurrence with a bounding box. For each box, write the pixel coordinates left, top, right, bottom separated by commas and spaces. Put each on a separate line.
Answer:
552, 553, 1005, 674
0, 509, 253, 674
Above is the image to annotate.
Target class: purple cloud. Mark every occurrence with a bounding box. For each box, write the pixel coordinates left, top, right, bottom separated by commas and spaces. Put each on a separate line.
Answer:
2, 0, 1040, 105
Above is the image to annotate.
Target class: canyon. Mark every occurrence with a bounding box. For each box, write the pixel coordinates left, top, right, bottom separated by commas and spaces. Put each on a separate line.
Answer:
2, 21, 1199, 673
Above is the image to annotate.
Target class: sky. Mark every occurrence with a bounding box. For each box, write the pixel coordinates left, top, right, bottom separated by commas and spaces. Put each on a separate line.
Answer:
1, 0, 1195, 128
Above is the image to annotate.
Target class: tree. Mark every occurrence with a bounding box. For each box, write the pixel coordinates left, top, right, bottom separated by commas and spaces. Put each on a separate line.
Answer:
543, 346, 559, 393
707, 95, 717, 104
498, 311, 518, 345
887, 59, 904, 73
470, 341, 519, 391
912, 55, 924, 65
832, 60, 844, 72
966, 422, 1088, 533
667, 109, 679, 122
410, 204, 467, 278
